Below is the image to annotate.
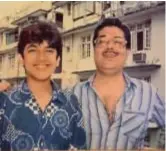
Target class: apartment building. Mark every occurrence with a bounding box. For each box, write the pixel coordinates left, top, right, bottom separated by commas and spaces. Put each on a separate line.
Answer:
52, 1, 165, 148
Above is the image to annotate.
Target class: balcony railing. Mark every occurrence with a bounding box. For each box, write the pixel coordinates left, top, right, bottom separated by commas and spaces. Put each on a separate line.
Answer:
103, 1, 165, 18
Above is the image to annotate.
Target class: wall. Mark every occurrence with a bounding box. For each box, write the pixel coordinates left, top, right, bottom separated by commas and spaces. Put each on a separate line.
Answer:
150, 10, 165, 98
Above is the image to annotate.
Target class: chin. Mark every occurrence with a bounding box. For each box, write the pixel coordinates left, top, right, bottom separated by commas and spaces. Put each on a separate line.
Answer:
99, 67, 122, 75
27, 74, 51, 82
35, 77, 51, 81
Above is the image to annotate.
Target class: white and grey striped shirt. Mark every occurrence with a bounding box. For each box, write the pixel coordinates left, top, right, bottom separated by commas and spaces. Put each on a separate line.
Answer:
72, 73, 165, 150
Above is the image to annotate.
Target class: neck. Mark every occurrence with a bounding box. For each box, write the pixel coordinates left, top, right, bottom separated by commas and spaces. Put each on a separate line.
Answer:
93, 71, 125, 88
27, 78, 52, 96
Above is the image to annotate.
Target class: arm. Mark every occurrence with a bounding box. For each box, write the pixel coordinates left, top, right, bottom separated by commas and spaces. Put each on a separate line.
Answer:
0, 81, 10, 92
0, 92, 8, 149
69, 94, 86, 150
151, 92, 165, 127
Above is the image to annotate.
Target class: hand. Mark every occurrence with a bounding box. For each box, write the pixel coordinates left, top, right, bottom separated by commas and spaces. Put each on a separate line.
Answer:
0, 81, 11, 91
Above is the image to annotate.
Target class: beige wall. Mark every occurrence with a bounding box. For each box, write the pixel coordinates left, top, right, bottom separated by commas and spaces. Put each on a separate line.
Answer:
150, 10, 165, 98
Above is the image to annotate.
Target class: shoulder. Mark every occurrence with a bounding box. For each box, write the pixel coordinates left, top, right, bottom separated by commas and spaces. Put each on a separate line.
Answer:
130, 77, 157, 93
129, 77, 161, 106
73, 81, 88, 90
62, 88, 80, 107
72, 81, 89, 97
55, 87, 81, 108
0, 92, 8, 108
5, 83, 25, 105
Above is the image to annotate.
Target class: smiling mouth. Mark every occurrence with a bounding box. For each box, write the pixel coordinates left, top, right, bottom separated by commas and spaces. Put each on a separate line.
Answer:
34, 64, 50, 69
103, 51, 118, 58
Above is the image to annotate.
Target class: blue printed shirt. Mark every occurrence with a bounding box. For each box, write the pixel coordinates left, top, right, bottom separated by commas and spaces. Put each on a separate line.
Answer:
0, 80, 86, 150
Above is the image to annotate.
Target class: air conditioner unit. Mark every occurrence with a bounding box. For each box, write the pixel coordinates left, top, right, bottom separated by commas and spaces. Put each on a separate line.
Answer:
133, 52, 146, 63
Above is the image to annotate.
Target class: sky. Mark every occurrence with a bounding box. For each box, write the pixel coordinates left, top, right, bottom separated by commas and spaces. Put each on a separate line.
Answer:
0, 1, 49, 20
0, 2, 28, 19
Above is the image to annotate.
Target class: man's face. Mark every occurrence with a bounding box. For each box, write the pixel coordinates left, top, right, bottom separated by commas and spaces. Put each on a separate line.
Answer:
21, 40, 60, 81
94, 26, 129, 75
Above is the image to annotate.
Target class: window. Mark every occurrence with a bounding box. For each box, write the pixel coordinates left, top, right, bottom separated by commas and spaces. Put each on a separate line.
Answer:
120, 1, 125, 5
0, 33, 3, 47
129, 20, 151, 51
137, 31, 143, 51
73, 2, 95, 20
81, 35, 91, 59
130, 25, 136, 51
144, 20, 151, 50
6, 29, 18, 45
67, 3, 71, 15
103, 1, 111, 11
0, 55, 3, 71
55, 13, 63, 28
63, 37, 72, 62
8, 53, 15, 69
66, 46, 70, 53
44, 14, 47, 19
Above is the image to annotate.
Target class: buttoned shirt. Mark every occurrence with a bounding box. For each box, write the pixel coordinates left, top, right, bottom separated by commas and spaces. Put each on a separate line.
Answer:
0, 80, 86, 150
73, 73, 165, 150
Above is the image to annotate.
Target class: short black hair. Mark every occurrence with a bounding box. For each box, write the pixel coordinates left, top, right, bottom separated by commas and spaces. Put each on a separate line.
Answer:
18, 21, 62, 57
93, 17, 131, 49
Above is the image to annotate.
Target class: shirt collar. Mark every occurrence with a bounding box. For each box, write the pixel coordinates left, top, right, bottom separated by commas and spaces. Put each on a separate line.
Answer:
18, 79, 65, 104
86, 72, 137, 90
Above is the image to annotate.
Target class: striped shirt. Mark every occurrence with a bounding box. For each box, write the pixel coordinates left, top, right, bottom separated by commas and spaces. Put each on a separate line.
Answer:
73, 73, 165, 150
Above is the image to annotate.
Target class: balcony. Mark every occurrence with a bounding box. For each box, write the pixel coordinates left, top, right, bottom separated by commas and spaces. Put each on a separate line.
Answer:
103, 1, 165, 18
0, 42, 17, 54
52, 1, 69, 8
12, 9, 48, 26
122, 1, 165, 16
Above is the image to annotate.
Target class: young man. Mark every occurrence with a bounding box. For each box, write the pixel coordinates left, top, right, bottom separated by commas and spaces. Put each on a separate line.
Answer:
73, 18, 165, 150
0, 22, 86, 150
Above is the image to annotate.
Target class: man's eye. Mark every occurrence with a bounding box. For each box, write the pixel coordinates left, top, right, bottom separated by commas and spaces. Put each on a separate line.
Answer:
98, 39, 106, 44
114, 40, 122, 45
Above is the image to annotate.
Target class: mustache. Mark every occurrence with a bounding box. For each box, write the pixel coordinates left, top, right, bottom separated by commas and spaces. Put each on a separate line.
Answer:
102, 49, 119, 55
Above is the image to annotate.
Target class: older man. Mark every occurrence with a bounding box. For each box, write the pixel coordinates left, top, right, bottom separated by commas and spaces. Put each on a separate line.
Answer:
73, 17, 165, 150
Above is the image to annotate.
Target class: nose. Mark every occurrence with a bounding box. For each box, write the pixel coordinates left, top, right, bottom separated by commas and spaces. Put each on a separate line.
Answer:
37, 51, 47, 61
107, 40, 115, 49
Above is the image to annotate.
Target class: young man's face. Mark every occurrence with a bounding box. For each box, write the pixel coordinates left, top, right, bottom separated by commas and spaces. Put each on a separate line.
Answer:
94, 26, 129, 75
21, 40, 60, 81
